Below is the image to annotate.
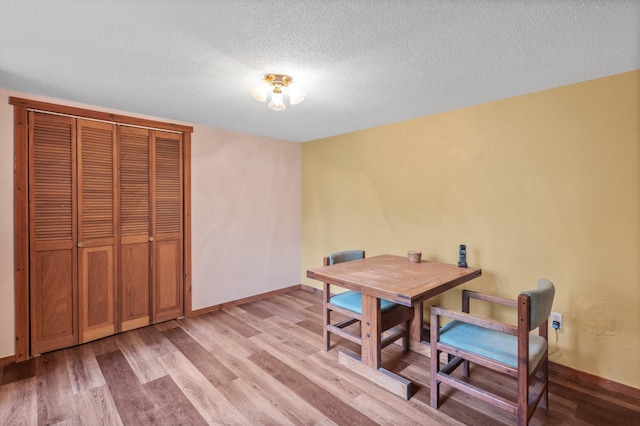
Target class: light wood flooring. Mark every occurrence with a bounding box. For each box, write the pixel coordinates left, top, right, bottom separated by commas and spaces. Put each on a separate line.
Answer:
1, 288, 639, 425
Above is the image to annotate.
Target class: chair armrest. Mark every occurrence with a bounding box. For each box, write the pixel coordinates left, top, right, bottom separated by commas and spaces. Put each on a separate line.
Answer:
462, 290, 517, 310
431, 306, 517, 336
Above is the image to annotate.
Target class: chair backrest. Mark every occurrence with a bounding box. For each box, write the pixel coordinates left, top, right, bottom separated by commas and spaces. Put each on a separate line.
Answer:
520, 278, 555, 330
327, 250, 365, 265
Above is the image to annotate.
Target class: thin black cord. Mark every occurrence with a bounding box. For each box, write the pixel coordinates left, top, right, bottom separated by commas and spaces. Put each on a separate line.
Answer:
548, 328, 560, 355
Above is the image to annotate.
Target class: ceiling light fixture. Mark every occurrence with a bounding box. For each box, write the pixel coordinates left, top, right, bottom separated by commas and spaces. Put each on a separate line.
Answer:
250, 74, 306, 111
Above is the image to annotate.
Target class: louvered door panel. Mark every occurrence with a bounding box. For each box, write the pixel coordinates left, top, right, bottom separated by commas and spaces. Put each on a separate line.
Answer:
119, 126, 151, 331
77, 119, 117, 343
120, 126, 150, 238
155, 133, 182, 236
29, 112, 78, 354
151, 131, 183, 323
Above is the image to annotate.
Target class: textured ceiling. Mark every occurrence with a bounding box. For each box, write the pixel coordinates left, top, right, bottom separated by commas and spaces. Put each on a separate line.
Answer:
1, 1, 639, 142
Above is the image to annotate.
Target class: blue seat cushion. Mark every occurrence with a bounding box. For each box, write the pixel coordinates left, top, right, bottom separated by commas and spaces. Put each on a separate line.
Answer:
330, 290, 398, 314
439, 320, 547, 374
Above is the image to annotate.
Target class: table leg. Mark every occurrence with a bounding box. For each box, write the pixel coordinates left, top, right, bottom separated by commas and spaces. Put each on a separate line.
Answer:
337, 293, 412, 399
408, 302, 431, 357
409, 301, 423, 342
361, 293, 381, 368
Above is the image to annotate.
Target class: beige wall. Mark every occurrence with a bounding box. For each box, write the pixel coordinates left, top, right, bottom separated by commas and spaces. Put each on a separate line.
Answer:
191, 125, 301, 309
0, 88, 302, 358
301, 71, 640, 389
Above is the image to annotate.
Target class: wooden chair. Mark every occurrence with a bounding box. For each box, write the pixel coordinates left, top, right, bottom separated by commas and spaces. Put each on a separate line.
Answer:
430, 278, 555, 426
323, 250, 412, 352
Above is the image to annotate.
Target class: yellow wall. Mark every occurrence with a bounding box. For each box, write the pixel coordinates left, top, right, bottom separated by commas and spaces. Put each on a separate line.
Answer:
301, 70, 640, 389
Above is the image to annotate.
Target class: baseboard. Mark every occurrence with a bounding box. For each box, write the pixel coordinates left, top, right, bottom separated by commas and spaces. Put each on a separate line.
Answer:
549, 361, 640, 403
300, 283, 323, 295
0, 354, 16, 367
190, 284, 302, 317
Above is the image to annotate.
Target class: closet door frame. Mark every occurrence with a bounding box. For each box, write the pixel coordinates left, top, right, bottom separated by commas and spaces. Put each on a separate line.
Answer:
11, 97, 193, 362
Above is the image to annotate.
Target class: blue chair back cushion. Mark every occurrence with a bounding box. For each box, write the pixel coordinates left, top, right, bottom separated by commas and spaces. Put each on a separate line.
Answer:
328, 250, 365, 265
330, 290, 398, 314
439, 321, 547, 374
521, 278, 555, 330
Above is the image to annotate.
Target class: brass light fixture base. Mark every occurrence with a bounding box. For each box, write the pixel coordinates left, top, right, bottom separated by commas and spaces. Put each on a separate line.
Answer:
264, 74, 293, 88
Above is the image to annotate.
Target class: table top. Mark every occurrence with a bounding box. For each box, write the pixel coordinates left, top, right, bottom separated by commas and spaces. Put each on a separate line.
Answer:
307, 254, 482, 307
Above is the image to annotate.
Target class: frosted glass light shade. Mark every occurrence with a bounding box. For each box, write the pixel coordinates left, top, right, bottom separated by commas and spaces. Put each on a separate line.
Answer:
288, 82, 306, 105
268, 91, 286, 111
250, 81, 269, 102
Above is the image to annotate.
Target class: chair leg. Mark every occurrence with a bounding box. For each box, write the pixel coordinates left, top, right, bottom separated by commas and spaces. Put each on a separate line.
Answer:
430, 345, 440, 408
539, 359, 549, 410
462, 360, 470, 377
517, 367, 529, 425
402, 320, 410, 351
323, 283, 330, 351
430, 312, 441, 408
323, 318, 330, 351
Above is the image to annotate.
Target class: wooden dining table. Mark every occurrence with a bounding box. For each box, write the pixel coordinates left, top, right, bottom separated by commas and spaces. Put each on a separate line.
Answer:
306, 254, 482, 399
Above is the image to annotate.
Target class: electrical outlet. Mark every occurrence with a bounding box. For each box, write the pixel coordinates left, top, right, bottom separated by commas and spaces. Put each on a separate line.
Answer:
551, 312, 563, 329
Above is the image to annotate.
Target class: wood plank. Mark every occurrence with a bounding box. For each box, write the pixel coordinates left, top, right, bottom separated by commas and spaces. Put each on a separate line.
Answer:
144, 375, 207, 426
0, 357, 35, 385
236, 300, 275, 320
207, 309, 260, 338
36, 350, 79, 425
296, 318, 324, 336
88, 335, 119, 357
252, 330, 440, 425
94, 349, 158, 425
223, 305, 318, 357
253, 298, 307, 323
115, 330, 167, 384
287, 287, 324, 305
266, 315, 325, 348
161, 326, 237, 387
211, 344, 330, 425
157, 350, 249, 424
74, 385, 123, 426
249, 349, 379, 426
338, 349, 413, 400
174, 316, 227, 352
64, 344, 106, 394
251, 334, 364, 403
352, 392, 458, 426
134, 324, 178, 357
153, 320, 180, 332
0, 377, 37, 425
218, 378, 298, 426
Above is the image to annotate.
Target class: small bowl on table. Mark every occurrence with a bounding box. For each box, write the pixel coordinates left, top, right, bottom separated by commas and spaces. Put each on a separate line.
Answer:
407, 251, 422, 263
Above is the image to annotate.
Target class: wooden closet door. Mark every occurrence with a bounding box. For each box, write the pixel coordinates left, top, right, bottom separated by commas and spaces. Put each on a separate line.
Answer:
151, 131, 183, 323
29, 112, 78, 354
119, 126, 151, 331
77, 119, 117, 343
